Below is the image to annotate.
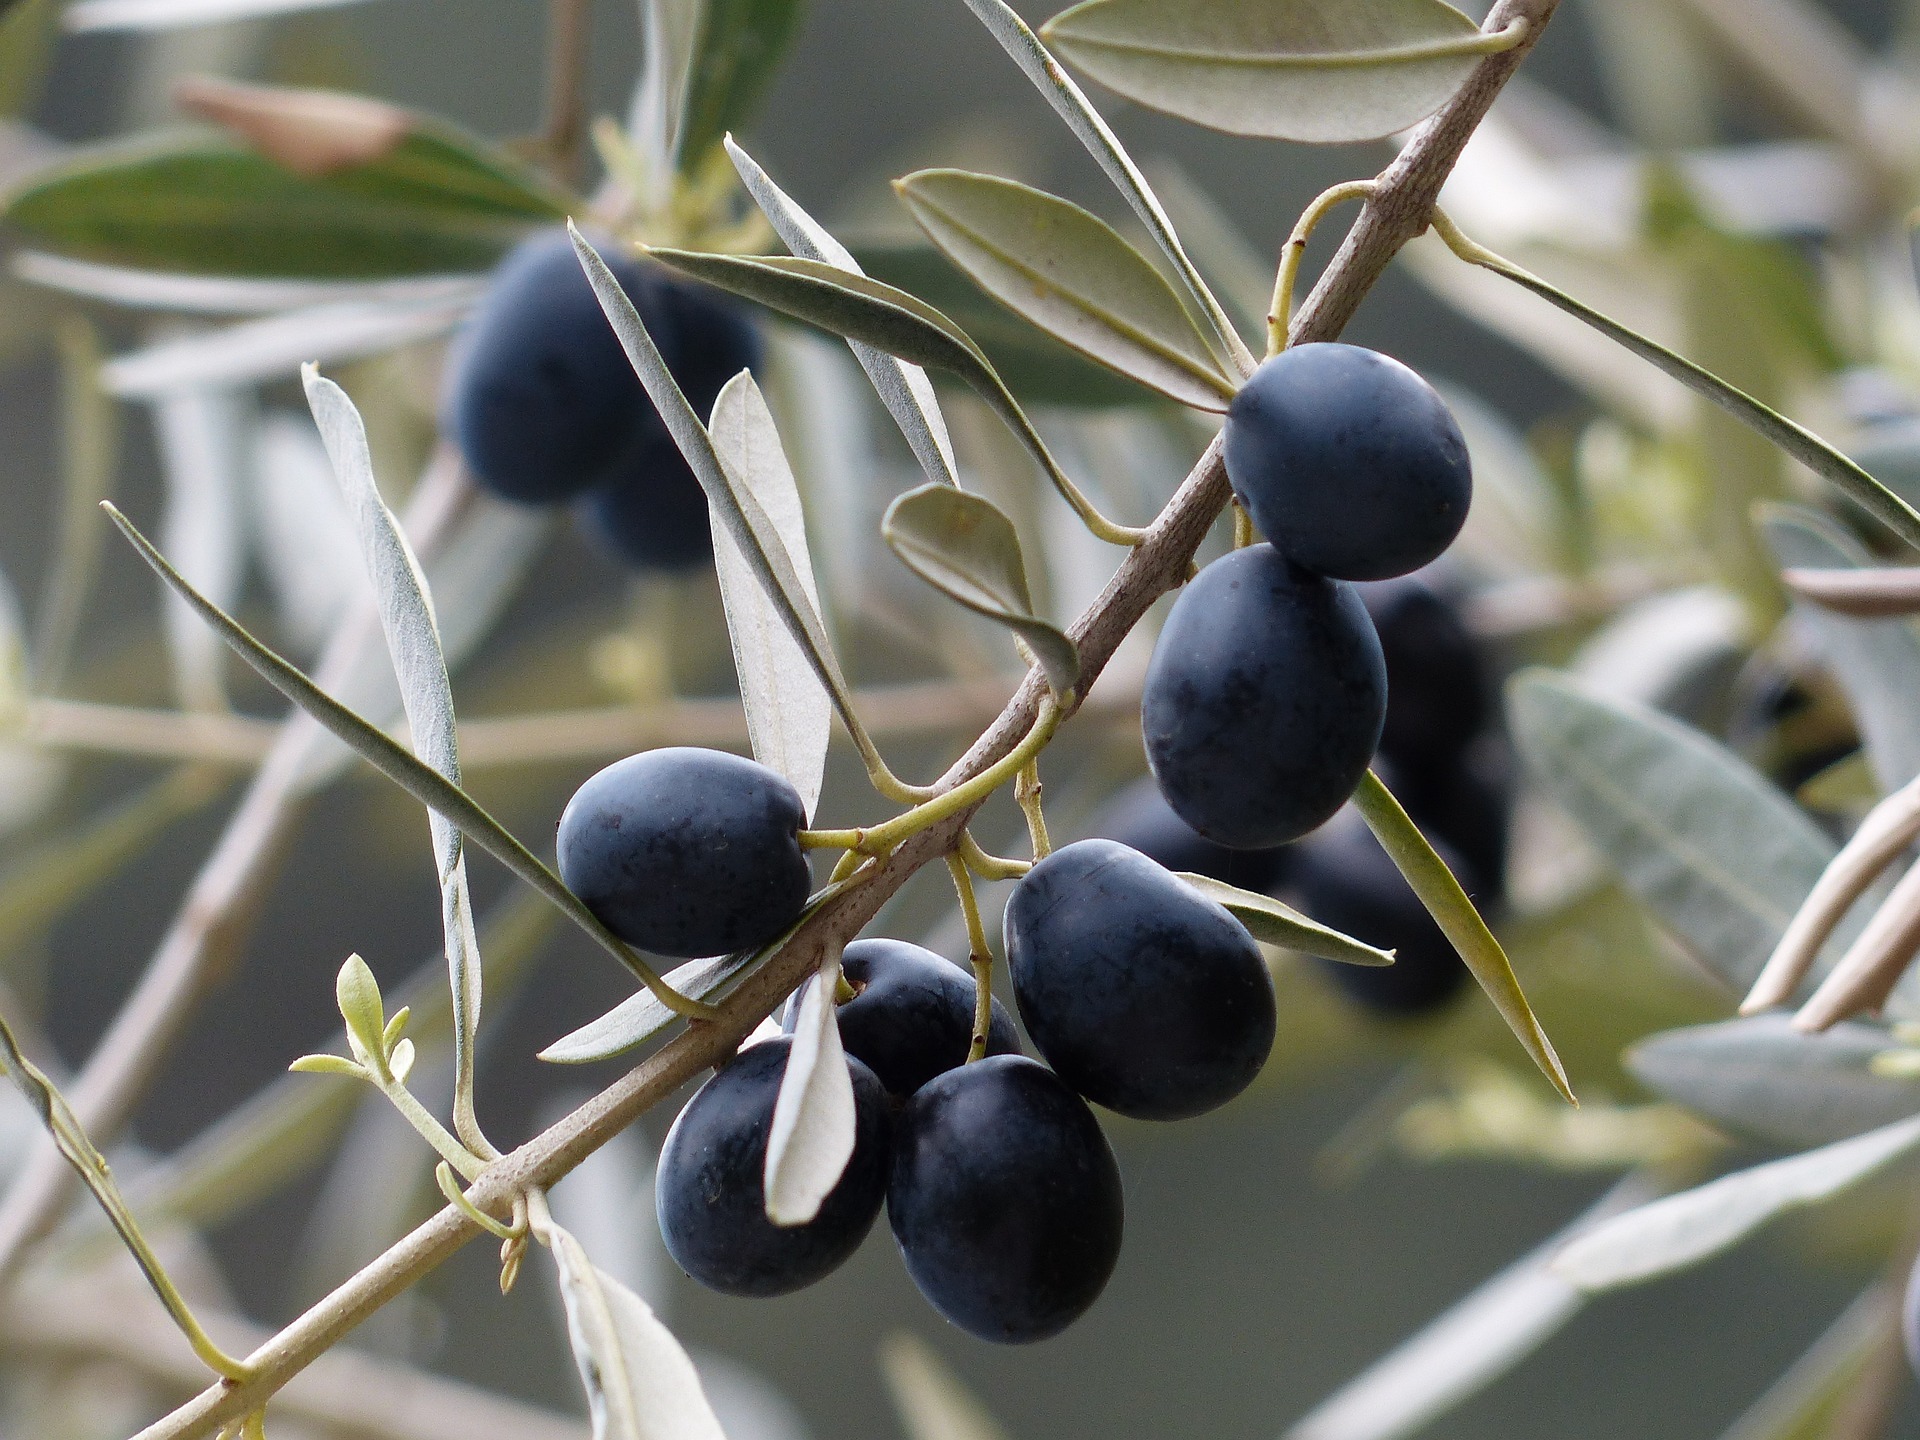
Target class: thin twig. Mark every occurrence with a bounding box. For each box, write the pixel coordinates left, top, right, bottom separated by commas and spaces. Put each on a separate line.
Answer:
539, 0, 592, 186
1782, 566, 1920, 618
129, 8, 1562, 1430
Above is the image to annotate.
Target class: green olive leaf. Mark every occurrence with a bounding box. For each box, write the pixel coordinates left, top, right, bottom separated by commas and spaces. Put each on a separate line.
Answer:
675, 0, 804, 170
1040, 0, 1494, 143
894, 169, 1238, 411
1173, 872, 1393, 967
333, 954, 387, 1070
538, 955, 756, 1065
286, 1054, 364, 1078
880, 1334, 1016, 1440
765, 947, 856, 1225
4, 122, 568, 278
881, 484, 1080, 697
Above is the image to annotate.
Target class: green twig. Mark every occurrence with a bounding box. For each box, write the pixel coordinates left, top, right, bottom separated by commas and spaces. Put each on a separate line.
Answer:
946, 854, 998, 1062
1269, 181, 1376, 354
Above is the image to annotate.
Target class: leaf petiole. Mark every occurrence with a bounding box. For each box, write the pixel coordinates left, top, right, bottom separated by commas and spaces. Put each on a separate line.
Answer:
945, 853, 998, 1063
1270, 180, 1376, 353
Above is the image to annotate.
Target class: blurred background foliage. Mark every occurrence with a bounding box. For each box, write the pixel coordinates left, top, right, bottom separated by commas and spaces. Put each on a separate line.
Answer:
8, 0, 1920, 1438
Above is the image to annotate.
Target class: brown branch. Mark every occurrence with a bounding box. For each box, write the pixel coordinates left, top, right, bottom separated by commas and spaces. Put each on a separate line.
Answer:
540, 0, 593, 187
130, 7, 1562, 1432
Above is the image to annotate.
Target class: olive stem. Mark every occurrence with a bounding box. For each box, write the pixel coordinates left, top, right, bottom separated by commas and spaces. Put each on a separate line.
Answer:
959, 831, 1033, 881
1231, 499, 1256, 550
798, 828, 865, 851
1268, 180, 1377, 355
853, 699, 1063, 857
946, 854, 998, 1063
1015, 761, 1052, 860
373, 1071, 489, 1183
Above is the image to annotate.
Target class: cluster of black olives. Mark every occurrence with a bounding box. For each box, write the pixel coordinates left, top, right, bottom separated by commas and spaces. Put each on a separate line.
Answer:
1126, 342, 1507, 1016
554, 750, 1281, 1342
443, 228, 759, 570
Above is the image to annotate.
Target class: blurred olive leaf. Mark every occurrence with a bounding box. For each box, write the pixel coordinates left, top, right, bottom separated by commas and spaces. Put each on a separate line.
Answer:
1508, 669, 1837, 993
709, 370, 832, 820
1717, 1286, 1900, 1440
0, 0, 55, 119
1174, 872, 1393, 968
543, 1219, 728, 1440
726, 138, 961, 485
1550, 1113, 1920, 1291
5, 123, 566, 278
881, 1332, 1015, 1440
539, 954, 757, 1065
1760, 503, 1920, 793
674, 0, 804, 170
882, 483, 1080, 696
63, 0, 385, 30
765, 948, 856, 1225
1040, 0, 1493, 143
895, 169, 1236, 411
1627, 1015, 1920, 1150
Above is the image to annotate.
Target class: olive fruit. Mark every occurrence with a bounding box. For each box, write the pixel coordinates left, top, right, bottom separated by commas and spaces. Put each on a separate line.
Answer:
1086, 775, 1291, 895
556, 747, 810, 958
1225, 344, 1471, 581
1004, 840, 1275, 1120
656, 1037, 891, 1297
1358, 575, 1490, 773
1142, 544, 1387, 849
888, 1055, 1122, 1343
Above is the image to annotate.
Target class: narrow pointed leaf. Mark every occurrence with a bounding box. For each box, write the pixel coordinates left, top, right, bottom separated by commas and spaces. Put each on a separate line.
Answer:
726, 137, 961, 486
1175, 872, 1393, 967
1551, 1113, 1920, 1291
674, 0, 804, 170
65, 0, 382, 31
1508, 670, 1838, 993
539, 955, 758, 1065
544, 1220, 728, 1440
882, 484, 1079, 696
765, 951, 856, 1225
709, 371, 831, 820
1041, 0, 1492, 143
895, 169, 1237, 410
1628, 1015, 1920, 1149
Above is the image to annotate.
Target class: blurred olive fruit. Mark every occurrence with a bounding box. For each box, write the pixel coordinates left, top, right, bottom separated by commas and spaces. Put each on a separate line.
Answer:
1358, 575, 1491, 772
656, 1037, 892, 1297
1086, 774, 1292, 894
1143, 544, 1387, 848
1226, 344, 1471, 581
887, 1055, 1123, 1343
1004, 840, 1275, 1120
556, 747, 810, 958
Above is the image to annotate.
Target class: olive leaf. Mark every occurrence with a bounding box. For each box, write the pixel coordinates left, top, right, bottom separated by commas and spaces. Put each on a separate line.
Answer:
894, 169, 1239, 411
643, 243, 1126, 544
1550, 1113, 1920, 1292
725, 137, 962, 486
1507, 669, 1839, 995
764, 947, 856, 1226
1760, 503, 1920, 793
542, 1219, 728, 1440
709, 371, 832, 821
1717, 1288, 1900, 1440
1173, 872, 1393, 967
1040, 0, 1495, 144
333, 954, 387, 1068
674, 0, 804, 170
880, 1333, 1015, 1440
4, 123, 566, 278
882, 484, 1080, 697
305, 367, 486, 1146
538, 955, 757, 1066
64, 0, 384, 31
1627, 1015, 1920, 1150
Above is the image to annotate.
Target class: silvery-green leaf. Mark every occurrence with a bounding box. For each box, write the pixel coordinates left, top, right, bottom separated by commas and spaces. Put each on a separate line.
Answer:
1287, 1173, 1661, 1440
1041, 0, 1492, 143
0, 557, 62, 836
764, 950, 855, 1226
1568, 586, 1748, 721
544, 1219, 728, 1440
1848, 418, 1920, 511
726, 137, 960, 488
539, 954, 758, 1065
1140, 159, 1272, 337
674, 0, 803, 170
880, 1332, 1013, 1440
895, 169, 1238, 411
631, 0, 701, 195
1627, 1014, 1920, 1149
1761, 503, 1920, 792
1507, 670, 1837, 993
334, 954, 386, 1065
1550, 1113, 1920, 1291
304, 367, 486, 1143
14, 251, 486, 315
152, 378, 248, 711
881, 484, 1079, 696
64, 0, 378, 32
101, 290, 476, 398
708, 371, 831, 820
1717, 1286, 1897, 1440
1175, 872, 1393, 967
250, 409, 363, 656
957, 0, 1254, 374
547, 1107, 665, 1309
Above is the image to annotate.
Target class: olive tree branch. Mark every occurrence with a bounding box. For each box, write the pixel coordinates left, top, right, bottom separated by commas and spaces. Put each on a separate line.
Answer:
132, 6, 1561, 1432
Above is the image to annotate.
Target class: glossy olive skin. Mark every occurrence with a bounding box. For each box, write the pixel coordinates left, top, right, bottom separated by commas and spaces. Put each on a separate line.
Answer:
577, 278, 763, 571
1295, 811, 1472, 1017
1225, 344, 1472, 581
555, 747, 810, 959
1086, 775, 1291, 895
1358, 575, 1490, 772
1004, 840, 1275, 1120
1143, 544, 1387, 849
656, 1038, 891, 1297
783, 939, 1020, 1098
888, 1055, 1122, 1343
443, 230, 672, 505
